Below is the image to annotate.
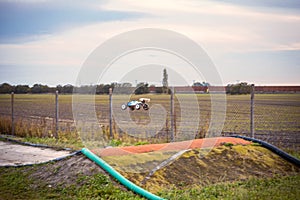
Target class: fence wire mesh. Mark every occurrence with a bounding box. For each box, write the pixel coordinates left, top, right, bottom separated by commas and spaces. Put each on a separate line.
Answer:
224, 93, 300, 150
0, 92, 299, 150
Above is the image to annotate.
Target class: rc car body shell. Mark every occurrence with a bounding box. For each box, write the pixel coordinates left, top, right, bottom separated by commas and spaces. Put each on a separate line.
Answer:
122, 98, 150, 111
127, 100, 139, 107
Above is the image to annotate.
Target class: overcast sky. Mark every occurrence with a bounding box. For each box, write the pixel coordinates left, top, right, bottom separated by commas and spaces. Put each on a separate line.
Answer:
0, 0, 299, 86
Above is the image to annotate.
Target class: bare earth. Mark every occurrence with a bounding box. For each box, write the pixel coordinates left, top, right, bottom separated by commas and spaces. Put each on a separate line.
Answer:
0, 141, 72, 166
0, 138, 299, 195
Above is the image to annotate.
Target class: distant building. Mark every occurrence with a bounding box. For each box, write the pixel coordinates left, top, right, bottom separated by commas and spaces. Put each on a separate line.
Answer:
255, 86, 300, 93
150, 86, 300, 94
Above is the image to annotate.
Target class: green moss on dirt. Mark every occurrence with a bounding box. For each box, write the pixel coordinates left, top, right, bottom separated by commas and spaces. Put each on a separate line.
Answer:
104, 150, 178, 173
124, 145, 299, 193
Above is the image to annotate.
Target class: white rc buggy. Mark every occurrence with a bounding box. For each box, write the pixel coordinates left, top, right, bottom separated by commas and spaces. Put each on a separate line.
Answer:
121, 98, 150, 111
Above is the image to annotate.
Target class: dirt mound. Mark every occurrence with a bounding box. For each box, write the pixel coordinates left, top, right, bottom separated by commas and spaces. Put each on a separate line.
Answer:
136, 145, 299, 193
1, 137, 299, 197
27, 154, 107, 188
96, 137, 252, 178
91, 137, 299, 193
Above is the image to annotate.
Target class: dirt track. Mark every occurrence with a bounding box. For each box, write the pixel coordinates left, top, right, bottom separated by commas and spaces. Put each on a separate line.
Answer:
94, 137, 251, 156
0, 141, 72, 166
0, 137, 251, 167
1, 137, 299, 195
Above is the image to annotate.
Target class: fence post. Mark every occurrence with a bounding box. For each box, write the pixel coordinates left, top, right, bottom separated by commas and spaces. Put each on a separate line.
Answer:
250, 84, 255, 138
55, 90, 59, 138
170, 87, 175, 142
109, 88, 113, 139
11, 92, 14, 135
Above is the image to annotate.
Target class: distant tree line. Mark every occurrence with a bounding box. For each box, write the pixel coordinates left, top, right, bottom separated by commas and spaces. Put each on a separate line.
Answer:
1, 81, 221, 95
226, 82, 252, 95
0, 82, 153, 95
0, 69, 169, 95
0, 83, 119, 94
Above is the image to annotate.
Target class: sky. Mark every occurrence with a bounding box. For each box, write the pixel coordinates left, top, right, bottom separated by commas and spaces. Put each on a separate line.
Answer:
0, 0, 299, 86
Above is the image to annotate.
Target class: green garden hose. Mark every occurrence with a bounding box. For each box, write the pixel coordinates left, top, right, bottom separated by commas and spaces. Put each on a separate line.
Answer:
81, 148, 165, 200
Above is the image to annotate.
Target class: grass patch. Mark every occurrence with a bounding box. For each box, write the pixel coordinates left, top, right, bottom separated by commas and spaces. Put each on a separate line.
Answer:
1, 133, 84, 150
22, 135, 84, 150
158, 175, 300, 200
0, 168, 34, 199
285, 149, 300, 160
251, 142, 262, 146
109, 139, 123, 147
221, 142, 234, 147
0, 165, 143, 200
60, 173, 143, 199
134, 141, 150, 146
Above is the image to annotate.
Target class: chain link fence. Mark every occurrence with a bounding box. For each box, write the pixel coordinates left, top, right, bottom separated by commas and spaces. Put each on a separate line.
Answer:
223, 92, 300, 150
0, 89, 299, 150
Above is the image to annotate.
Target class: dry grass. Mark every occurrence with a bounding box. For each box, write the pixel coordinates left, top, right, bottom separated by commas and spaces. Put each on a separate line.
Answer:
0, 93, 299, 149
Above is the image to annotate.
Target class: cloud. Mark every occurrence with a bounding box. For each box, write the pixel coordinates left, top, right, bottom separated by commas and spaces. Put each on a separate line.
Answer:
0, 0, 299, 85
272, 43, 300, 51
0, 0, 143, 43
212, 0, 300, 10
102, 0, 300, 53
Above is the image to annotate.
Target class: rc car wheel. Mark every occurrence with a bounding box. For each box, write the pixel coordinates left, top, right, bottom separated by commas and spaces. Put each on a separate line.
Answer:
121, 104, 127, 110
143, 104, 149, 110
135, 104, 141, 110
